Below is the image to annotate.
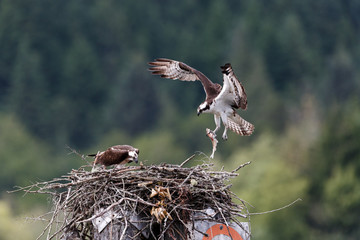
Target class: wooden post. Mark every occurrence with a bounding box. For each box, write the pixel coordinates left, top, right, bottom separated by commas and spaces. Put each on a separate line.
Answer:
89, 208, 249, 240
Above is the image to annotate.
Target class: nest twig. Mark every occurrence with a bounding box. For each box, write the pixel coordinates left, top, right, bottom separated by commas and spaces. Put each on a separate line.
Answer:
12, 154, 251, 239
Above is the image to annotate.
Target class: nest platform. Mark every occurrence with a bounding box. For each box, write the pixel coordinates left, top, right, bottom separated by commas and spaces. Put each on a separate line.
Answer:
16, 154, 251, 239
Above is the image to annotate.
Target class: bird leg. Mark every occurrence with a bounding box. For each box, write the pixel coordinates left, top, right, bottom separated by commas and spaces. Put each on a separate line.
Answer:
114, 164, 126, 170
219, 113, 228, 140
222, 127, 228, 141
91, 164, 105, 172
212, 115, 221, 137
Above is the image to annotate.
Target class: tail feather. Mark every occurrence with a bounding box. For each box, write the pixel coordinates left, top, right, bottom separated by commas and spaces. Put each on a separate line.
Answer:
227, 114, 254, 136
87, 154, 97, 157
220, 63, 232, 74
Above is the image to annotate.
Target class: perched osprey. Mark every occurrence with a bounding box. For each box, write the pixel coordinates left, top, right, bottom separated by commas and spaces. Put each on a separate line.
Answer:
88, 145, 139, 167
148, 58, 254, 140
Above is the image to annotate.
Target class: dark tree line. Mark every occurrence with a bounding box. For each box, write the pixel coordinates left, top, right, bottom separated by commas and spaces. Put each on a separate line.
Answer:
0, 0, 359, 149
0, 1, 360, 238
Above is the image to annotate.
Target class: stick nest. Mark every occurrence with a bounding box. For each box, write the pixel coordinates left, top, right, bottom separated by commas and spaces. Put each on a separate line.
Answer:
15, 154, 251, 240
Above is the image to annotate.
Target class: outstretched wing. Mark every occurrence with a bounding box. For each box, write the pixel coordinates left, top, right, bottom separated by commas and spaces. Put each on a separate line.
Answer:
148, 58, 221, 101
215, 63, 248, 110
227, 113, 254, 136
148, 58, 199, 81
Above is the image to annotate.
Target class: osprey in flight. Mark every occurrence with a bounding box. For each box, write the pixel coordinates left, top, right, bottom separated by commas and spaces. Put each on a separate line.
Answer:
89, 145, 139, 167
149, 58, 254, 140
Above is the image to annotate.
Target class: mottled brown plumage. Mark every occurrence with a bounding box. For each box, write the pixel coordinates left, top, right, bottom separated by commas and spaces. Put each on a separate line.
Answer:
89, 145, 139, 167
148, 58, 222, 104
149, 58, 254, 140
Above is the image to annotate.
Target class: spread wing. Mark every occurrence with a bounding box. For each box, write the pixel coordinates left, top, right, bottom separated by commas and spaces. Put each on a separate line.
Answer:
148, 58, 222, 101
148, 58, 199, 81
215, 63, 248, 110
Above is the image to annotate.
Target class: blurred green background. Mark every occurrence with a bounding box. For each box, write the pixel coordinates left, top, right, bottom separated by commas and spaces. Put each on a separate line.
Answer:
0, 0, 359, 239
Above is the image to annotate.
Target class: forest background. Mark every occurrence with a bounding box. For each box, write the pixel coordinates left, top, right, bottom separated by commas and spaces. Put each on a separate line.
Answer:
0, 0, 359, 239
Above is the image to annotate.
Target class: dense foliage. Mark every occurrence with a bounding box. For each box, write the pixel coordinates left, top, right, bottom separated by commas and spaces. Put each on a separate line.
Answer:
0, 0, 359, 239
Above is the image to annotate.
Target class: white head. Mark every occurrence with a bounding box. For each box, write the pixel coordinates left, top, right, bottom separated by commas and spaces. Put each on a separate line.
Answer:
128, 149, 139, 163
197, 101, 210, 116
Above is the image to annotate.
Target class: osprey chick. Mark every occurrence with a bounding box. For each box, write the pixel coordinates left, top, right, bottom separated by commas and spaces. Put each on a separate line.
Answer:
89, 145, 139, 167
148, 58, 254, 140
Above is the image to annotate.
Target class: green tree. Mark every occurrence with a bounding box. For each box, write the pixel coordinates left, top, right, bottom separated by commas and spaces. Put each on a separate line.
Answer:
8, 37, 49, 137
0, 114, 55, 191
133, 130, 187, 165
226, 133, 308, 240
105, 56, 161, 135
307, 99, 360, 239
58, 35, 106, 148
0, 200, 39, 240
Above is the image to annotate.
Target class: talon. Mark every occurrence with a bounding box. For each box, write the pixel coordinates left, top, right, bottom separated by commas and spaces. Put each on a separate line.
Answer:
222, 134, 228, 141
211, 130, 217, 138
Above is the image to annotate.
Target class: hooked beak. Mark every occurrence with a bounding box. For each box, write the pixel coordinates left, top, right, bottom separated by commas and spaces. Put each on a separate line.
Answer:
129, 149, 139, 164
197, 109, 201, 116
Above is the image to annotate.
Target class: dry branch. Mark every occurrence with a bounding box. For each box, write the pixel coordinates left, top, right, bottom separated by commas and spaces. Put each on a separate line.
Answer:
13, 154, 252, 239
